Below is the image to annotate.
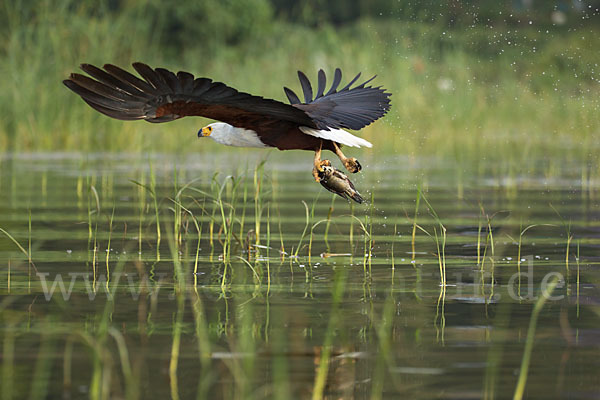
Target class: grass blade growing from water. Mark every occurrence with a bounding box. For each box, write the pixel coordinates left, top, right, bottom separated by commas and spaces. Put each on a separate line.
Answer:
513, 276, 560, 400
312, 267, 347, 400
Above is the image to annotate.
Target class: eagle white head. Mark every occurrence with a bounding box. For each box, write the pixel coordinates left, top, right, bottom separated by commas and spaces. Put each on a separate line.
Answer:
198, 122, 267, 148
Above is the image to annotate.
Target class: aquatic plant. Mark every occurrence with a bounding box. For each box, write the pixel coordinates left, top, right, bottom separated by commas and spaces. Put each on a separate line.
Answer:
513, 276, 560, 400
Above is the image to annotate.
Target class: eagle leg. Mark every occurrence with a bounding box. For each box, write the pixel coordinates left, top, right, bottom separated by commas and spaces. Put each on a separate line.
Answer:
333, 142, 362, 173
313, 143, 331, 182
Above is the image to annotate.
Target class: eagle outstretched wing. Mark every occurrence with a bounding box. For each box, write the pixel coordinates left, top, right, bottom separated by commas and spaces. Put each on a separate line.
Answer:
284, 68, 391, 130
63, 63, 390, 132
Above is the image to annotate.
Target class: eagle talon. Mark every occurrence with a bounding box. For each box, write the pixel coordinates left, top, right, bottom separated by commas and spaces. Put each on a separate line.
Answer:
313, 167, 321, 182
313, 160, 331, 181
318, 159, 331, 171
344, 157, 362, 173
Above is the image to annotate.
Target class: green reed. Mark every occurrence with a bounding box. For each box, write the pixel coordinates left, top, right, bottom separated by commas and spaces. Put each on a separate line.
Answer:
87, 246, 130, 400
419, 190, 447, 286
365, 192, 375, 275
308, 218, 329, 265
2, 319, 16, 400
150, 165, 161, 242
166, 229, 185, 400
349, 202, 355, 248
550, 204, 573, 275
27, 209, 32, 289
207, 173, 219, 249
215, 176, 231, 255
170, 198, 203, 278
215, 175, 242, 260
105, 204, 115, 282
411, 185, 422, 263
171, 176, 203, 252
271, 307, 291, 400
478, 204, 496, 271
225, 177, 242, 260
62, 338, 73, 396
108, 328, 137, 400
293, 201, 310, 259
0, 208, 36, 291
513, 223, 554, 297
513, 276, 560, 400
191, 286, 212, 398
477, 205, 483, 266
87, 184, 100, 285
29, 330, 55, 400
483, 299, 513, 400
130, 166, 161, 256
391, 223, 397, 276
576, 241, 581, 318
237, 256, 261, 285
478, 208, 509, 295
323, 194, 336, 249
172, 167, 182, 247
312, 267, 347, 400
239, 171, 249, 250
0, 227, 32, 271
135, 172, 146, 257
371, 293, 396, 400
276, 204, 285, 259
254, 161, 266, 246
266, 204, 271, 287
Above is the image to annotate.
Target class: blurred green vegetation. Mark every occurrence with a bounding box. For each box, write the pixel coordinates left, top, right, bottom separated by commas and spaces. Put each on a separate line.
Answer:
0, 0, 599, 168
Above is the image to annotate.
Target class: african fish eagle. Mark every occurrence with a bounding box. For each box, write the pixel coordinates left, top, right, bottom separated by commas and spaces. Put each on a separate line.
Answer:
63, 63, 391, 180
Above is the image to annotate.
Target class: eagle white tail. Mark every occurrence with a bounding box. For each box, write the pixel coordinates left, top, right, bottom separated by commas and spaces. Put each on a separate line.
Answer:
299, 126, 373, 148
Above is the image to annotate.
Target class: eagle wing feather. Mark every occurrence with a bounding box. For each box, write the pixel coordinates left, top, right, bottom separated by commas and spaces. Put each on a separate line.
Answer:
64, 63, 316, 131
285, 69, 391, 131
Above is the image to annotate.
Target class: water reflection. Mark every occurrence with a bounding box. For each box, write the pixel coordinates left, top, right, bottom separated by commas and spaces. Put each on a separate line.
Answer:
0, 153, 599, 399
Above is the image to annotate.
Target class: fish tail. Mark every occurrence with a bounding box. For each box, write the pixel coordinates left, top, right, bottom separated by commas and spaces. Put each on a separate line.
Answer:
349, 190, 363, 204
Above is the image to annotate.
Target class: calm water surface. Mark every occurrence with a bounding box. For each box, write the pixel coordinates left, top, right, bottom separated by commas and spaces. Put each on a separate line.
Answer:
0, 152, 599, 399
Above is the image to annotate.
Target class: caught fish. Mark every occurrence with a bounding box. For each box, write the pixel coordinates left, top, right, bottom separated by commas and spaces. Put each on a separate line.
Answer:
318, 165, 364, 204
